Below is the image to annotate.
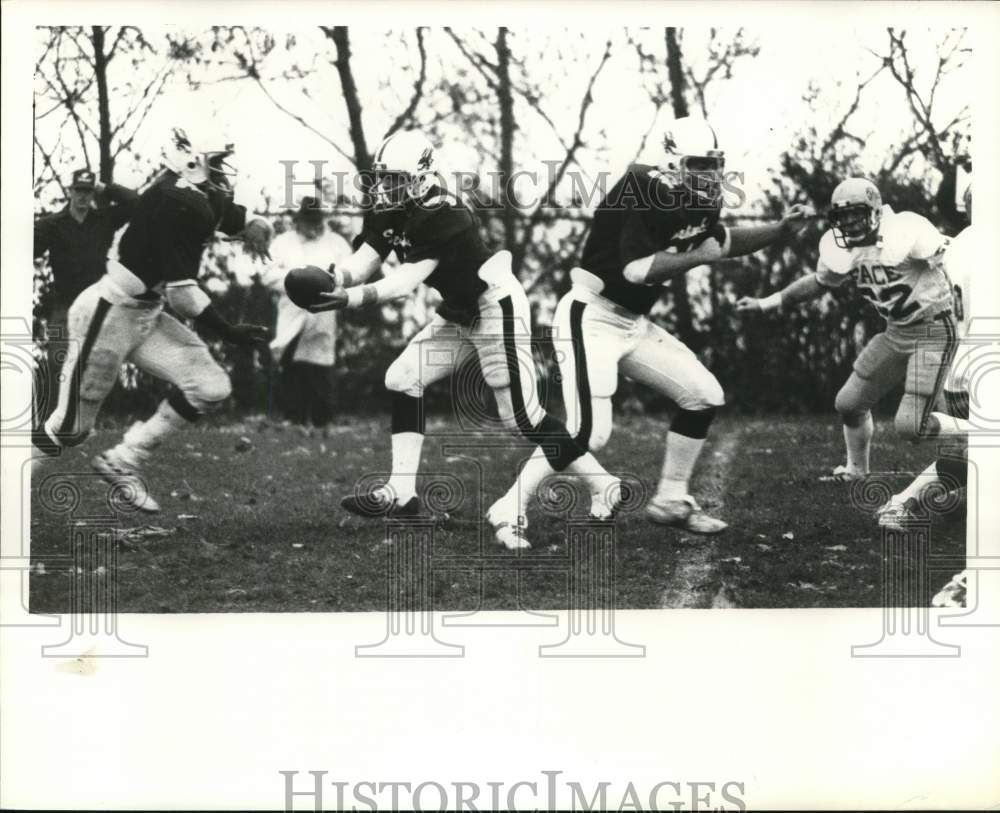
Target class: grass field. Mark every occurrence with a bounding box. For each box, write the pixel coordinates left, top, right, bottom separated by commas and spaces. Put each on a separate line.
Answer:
28, 413, 966, 613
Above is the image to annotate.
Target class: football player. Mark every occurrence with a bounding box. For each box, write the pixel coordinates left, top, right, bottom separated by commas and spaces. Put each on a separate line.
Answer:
31, 127, 272, 511
306, 129, 620, 548
535, 117, 811, 534
737, 177, 957, 481
878, 187, 973, 568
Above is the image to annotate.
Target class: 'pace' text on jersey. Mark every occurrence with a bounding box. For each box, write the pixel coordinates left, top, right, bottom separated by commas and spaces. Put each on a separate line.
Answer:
578, 163, 726, 316
816, 206, 952, 326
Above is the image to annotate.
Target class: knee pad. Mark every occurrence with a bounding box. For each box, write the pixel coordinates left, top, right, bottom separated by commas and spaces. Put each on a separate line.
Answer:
384, 358, 423, 398
532, 413, 586, 472
945, 389, 970, 420
185, 367, 232, 413
675, 373, 725, 411
671, 406, 717, 440
391, 392, 425, 435
834, 385, 859, 418
936, 452, 968, 489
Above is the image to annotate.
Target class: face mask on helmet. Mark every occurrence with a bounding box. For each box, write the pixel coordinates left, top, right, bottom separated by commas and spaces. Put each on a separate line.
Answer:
373, 170, 412, 210
169, 128, 236, 196
660, 119, 725, 207
829, 203, 879, 248
204, 148, 237, 197
678, 152, 725, 206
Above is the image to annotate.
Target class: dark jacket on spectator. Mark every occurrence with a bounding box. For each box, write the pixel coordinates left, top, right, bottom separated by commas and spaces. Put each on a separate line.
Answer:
34, 183, 139, 309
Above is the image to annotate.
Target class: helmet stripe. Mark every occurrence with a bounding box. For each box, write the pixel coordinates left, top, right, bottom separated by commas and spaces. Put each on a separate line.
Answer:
374, 133, 396, 166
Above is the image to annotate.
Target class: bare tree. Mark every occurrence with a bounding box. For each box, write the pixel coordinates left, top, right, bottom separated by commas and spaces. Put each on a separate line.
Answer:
443, 28, 614, 280
872, 28, 970, 174
34, 26, 184, 196
683, 29, 760, 118
195, 26, 430, 174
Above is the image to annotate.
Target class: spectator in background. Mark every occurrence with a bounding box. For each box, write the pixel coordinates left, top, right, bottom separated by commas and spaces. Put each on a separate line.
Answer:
260, 197, 351, 425
33, 168, 138, 418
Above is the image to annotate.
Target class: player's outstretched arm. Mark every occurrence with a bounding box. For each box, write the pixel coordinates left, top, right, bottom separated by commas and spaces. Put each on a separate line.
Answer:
309, 258, 439, 312
735, 271, 824, 314
329, 243, 384, 288
165, 281, 268, 346
625, 235, 727, 286
727, 204, 816, 258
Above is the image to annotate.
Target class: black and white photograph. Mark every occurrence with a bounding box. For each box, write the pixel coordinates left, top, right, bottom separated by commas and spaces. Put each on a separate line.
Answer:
2, 1, 999, 810
22, 20, 979, 612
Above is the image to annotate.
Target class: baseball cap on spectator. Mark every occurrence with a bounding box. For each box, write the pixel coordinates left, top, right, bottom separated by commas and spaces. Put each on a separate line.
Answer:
70, 169, 97, 190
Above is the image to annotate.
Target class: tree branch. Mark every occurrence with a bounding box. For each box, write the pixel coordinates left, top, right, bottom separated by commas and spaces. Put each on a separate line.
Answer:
443, 28, 500, 92
384, 27, 428, 138
253, 74, 355, 164
321, 26, 371, 168
526, 37, 612, 228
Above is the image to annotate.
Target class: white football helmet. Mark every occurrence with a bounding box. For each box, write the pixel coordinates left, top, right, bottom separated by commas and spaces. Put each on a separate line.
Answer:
829, 177, 882, 249
371, 130, 438, 209
165, 126, 237, 195
660, 116, 725, 205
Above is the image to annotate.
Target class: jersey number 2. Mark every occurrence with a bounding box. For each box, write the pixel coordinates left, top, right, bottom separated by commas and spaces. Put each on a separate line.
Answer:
874, 283, 920, 321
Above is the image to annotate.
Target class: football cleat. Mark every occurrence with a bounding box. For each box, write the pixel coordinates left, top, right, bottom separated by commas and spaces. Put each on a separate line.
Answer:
875, 497, 922, 531
820, 464, 866, 483
91, 451, 161, 513
589, 477, 626, 521
645, 495, 727, 535
931, 570, 968, 609
341, 488, 422, 519
490, 519, 531, 550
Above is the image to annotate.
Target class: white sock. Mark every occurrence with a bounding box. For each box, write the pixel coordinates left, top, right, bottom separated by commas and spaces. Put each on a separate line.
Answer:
894, 462, 939, 505
655, 431, 705, 502
843, 412, 874, 474
113, 400, 191, 468
494, 447, 553, 523
564, 452, 621, 510
385, 431, 423, 502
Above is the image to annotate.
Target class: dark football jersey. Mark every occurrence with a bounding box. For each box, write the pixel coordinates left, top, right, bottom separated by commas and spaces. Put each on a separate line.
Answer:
118, 172, 247, 290
359, 190, 491, 324
579, 163, 725, 316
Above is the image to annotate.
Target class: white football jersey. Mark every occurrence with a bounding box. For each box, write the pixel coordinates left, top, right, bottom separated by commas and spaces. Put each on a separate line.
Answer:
944, 224, 978, 333
943, 224, 978, 391
816, 206, 952, 326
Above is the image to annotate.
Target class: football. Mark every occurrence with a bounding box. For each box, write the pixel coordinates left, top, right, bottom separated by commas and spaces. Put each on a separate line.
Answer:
284, 265, 335, 309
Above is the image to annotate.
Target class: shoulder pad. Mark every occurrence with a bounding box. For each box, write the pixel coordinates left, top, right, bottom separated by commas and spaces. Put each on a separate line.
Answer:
818, 229, 852, 274
881, 209, 933, 254
422, 190, 461, 208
